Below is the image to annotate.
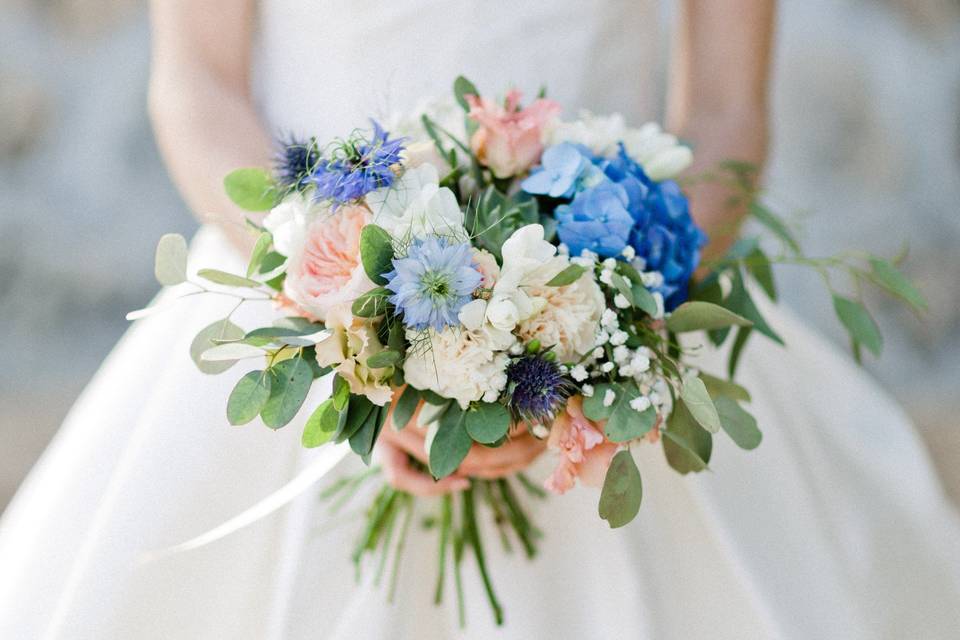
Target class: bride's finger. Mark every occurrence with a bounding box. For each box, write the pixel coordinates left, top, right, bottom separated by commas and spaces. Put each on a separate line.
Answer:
377, 439, 469, 497
457, 434, 546, 476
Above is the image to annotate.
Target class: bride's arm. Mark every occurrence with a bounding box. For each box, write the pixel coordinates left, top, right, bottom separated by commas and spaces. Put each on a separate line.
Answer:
667, 0, 776, 260
148, 0, 272, 253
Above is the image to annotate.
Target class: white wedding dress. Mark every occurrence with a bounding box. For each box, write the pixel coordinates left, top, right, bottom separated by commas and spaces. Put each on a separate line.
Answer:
3, 2, 960, 638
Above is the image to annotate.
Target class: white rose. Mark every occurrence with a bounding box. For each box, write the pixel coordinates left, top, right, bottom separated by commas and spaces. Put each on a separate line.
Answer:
622, 122, 693, 181
486, 296, 521, 331
365, 163, 465, 241
262, 193, 323, 257
546, 111, 627, 157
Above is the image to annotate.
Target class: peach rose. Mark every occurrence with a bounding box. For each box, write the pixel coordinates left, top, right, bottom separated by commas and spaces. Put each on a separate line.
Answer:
283, 204, 376, 323
467, 89, 560, 179
544, 396, 618, 495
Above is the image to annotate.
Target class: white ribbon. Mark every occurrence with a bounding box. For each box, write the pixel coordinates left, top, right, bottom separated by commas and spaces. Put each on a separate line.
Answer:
140, 442, 350, 564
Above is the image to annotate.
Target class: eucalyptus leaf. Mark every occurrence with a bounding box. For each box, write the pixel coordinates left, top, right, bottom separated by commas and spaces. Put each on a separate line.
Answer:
154, 233, 188, 286
197, 268, 262, 289
832, 294, 883, 357
715, 396, 762, 450
598, 450, 643, 528
868, 258, 927, 312
604, 382, 657, 442
302, 398, 338, 448
699, 372, 751, 403
359, 225, 395, 286
200, 342, 266, 362
453, 75, 479, 111
465, 402, 511, 444
335, 394, 375, 442
582, 383, 615, 421
351, 288, 390, 318
680, 374, 721, 434
725, 270, 784, 345
746, 247, 777, 301
349, 405, 386, 457
224, 168, 277, 211
630, 284, 659, 316
728, 327, 752, 379
666, 301, 753, 333
545, 264, 586, 287
246, 232, 273, 278
662, 400, 712, 474
260, 357, 313, 429
366, 349, 401, 369
750, 202, 801, 254
610, 273, 635, 307
226, 370, 272, 425
190, 319, 245, 374
429, 406, 472, 479
332, 374, 350, 411
391, 386, 420, 430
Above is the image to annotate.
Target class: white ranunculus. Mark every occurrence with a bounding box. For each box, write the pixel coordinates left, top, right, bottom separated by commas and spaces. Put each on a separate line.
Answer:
546, 111, 627, 157
621, 122, 693, 181
262, 193, 325, 256
364, 164, 465, 240
486, 295, 521, 331
403, 324, 517, 410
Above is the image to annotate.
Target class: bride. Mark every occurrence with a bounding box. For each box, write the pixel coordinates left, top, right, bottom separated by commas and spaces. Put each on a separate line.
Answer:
3, 1, 959, 638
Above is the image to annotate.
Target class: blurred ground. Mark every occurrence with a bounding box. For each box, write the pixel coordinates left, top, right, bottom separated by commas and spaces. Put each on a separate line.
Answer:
1, 0, 959, 511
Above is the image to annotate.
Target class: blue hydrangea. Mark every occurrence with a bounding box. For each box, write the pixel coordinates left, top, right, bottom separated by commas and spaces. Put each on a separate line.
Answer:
554, 182, 635, 258
599, 146, 707, 310
384, 237, 482, 332
520, 142, 603, 199
309, 120, 405, 205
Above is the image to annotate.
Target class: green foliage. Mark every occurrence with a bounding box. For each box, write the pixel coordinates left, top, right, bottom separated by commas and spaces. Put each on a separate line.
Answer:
467, 187, 539, 260
224, 168, 277, 211
391, 386, 420, 430
465, 402, 511, 444
190, 318, 245, 374
832, 294, 883, 357
714, 396, 762, 450
246, 232, 273, 278
154, 233, 188, 286
699, 372, 751, 403
453, 75, 479, 111
725, 270, 784, 345
662, 400, 712, 474
545, 264, 586, 287
360, 225, 395, 286
746, 247, 777, 301
666, 301, 753, 333
728, 327, 752, 379
197, 268, 262, 289
429, 406, 472, 479
598, 450, 643, 528
260, 357, 313, 429
868, 258, 927, 313
750, 202, 801, 254
582, 382, 615, 421
302, 399, 338, 448
332, 374, 350, 411
680, 374, 721, 434
352, 287, 391, 317
226, 370, 272, 425
335, 394, 375, 442
366, 349, 402, 369
604, 382, 657, 442
349, 405, 387, 458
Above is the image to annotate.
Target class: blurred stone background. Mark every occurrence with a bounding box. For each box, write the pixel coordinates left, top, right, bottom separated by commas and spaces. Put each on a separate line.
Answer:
0, 0, 958, 512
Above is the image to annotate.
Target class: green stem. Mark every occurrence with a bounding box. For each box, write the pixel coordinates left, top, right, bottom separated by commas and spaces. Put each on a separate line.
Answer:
387, 494, 414, 603
497, 478, 538, 559
481, 480, 513, 553
434, 494, 452, 604
463, 483, 504, 626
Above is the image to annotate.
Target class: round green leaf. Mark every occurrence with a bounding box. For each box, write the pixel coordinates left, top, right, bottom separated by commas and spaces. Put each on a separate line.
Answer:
351, 287, 390, 317
260, 358, 313, 429
545, 264, 586, 287
465, 402, 510, 444
197, 268, 263, 289
226, 370, 272, 425
190, 319, 245, 374
715, 396, 762, 450
302, 399, 338, 448
666, 301, 753, 333
359, 225, 395, 286
603, 383, 657, 443
224, 168, 277, 211
365, 349, 401, 369
680, 374, 721, 434
598, 450, 642, 528
154, 233, 188, 286
832, 294, 883, 357
582, 383, 615, 421
391, 386, 420, 430
429, 407, 472, 479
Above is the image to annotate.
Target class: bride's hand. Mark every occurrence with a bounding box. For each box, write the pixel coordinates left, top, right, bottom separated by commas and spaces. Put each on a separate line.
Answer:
376, 422, 547, 496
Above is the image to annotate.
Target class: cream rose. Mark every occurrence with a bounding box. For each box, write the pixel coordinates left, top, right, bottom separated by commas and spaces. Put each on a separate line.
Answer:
314, 304, 393, 406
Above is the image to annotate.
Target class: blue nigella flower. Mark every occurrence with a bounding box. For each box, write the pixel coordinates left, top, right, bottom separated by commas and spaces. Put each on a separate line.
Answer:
521, 142, 603, 199
384, 237, 482, 332
309, 120, 405, 205
274, 134, 321, 190
505, 354, 575, 423
554, 181, 635, 258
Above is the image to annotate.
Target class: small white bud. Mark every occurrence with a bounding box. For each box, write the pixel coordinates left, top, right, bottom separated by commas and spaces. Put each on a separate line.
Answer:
613, 345, 631, 364
557, 243, 570, 255
595, 330, 610, 346
614, 293, 630, 309
581, 384, 595, 397
603, 388, 617, 407
599, 269, 614, 285
592, 346, 605, 359
610, 330, 628, 346
629, 396, 652, 413
600, 361, 615, 373
570, 364, 589, 382
602, 258, 618, 270
532, 423, 550, 439
621, 245, 636, 260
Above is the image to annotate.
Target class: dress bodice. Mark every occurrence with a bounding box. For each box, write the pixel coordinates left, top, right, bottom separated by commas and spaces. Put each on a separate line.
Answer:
253, 0, 662, 140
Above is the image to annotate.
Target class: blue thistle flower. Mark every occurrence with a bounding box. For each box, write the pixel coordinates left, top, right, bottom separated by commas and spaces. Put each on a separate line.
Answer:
505, 354, 575, 423
384, 237, 482, 332
309, 120, 406, 205
274, 134, 320, 190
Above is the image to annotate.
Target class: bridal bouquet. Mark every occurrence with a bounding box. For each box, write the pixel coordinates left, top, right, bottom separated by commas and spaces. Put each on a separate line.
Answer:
136, 76, 925, 625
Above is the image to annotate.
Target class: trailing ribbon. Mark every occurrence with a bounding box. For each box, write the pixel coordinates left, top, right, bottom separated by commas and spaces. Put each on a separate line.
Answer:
140, 442, 350, 564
